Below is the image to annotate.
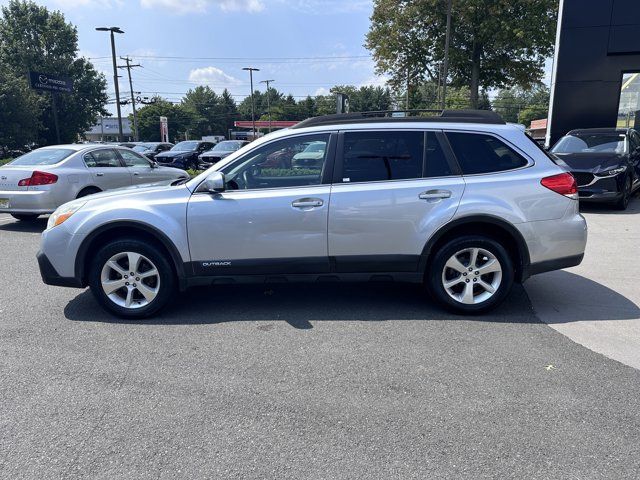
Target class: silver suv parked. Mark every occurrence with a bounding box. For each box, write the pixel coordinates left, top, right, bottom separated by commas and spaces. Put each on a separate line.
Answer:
37, 110, 587, 318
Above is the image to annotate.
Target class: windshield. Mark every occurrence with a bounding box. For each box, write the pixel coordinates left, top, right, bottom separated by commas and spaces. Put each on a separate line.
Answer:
551, 134, 627, 154
304, 142, 325, 152
212, 141, 241, 152
132, 145, 150, 152
7, 148, 75, 166
171, 141, 199, 151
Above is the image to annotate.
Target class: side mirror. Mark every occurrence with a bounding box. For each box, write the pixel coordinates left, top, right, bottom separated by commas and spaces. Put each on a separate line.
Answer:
151, 161, 158, 168
200, 171, 226, 193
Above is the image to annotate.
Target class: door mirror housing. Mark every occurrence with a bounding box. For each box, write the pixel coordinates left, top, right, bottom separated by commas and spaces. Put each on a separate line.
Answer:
200, 171, 226, 193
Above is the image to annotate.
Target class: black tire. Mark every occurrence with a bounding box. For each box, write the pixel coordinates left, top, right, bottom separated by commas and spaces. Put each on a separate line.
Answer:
11, 213, 39, 221
77, 187, 101, 198
88, 238, 176, 319
427, 235, 515, 315
614, 176, 632, 210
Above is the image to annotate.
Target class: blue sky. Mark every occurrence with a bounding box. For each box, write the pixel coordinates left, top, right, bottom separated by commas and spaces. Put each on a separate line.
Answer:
2, 0, 384, 115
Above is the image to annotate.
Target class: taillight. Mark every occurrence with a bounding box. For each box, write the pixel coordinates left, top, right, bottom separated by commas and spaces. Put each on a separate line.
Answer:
541, 173, 578, 197
18, 171, 58, 187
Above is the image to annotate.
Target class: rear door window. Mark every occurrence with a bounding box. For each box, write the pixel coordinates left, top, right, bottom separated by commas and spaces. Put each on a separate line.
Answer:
446, 132, 528, 175
83, 149, 122, 168
341, 131, 424, 182
425, 131, 454, 177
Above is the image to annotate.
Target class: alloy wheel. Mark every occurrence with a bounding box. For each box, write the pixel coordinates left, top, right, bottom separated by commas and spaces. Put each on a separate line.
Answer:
100, 251, 160, 309
441, 247, 503, 305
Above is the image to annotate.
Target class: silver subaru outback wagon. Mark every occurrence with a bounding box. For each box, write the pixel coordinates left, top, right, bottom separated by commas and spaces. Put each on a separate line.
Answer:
37, 110, 587, 318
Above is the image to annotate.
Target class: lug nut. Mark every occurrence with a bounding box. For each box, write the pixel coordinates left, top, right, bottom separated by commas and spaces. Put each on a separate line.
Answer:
136, 277, 140, 281
468, 267, 473, 271
473, 278, 478, 282
463, 273, 467, 276
124, 275, 128, 279
130, 272, 134, 276
465, 279, 470, 283
125, 282, 129, 286
133, 283, 137, 287
475, 271, 479, 275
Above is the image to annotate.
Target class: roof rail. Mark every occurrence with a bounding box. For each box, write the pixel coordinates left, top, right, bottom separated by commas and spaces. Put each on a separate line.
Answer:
291, 109, 506, 129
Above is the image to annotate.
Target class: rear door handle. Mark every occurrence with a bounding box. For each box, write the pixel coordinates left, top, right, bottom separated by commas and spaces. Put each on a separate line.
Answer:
419, 190, 452, 200
96, 172, 104, 177
292, 199, 323, 208
133, 172, 139, 176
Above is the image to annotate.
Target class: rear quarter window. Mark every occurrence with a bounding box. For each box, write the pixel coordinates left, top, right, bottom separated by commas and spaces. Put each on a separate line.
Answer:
446, 132, 528, 175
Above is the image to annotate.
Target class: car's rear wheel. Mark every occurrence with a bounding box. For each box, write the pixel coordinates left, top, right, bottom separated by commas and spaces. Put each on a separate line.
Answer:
77, 187, 101, 198
615, 176, 632, 210
11, 214, 39, 221
427, 235, 514, 314
88, 239, 175, 319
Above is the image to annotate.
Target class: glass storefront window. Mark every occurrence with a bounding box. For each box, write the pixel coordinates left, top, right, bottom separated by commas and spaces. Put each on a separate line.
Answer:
617, 72, 640, 128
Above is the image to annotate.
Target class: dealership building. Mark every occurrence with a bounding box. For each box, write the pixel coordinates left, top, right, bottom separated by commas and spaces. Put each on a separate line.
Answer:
547, 0, 640, 146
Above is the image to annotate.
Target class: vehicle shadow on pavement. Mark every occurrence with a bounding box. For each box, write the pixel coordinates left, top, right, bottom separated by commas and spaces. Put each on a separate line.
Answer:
579, 193, 640, 215
64, 282, 537, 327
0, 218, 48, 233
525, 270, 640, 323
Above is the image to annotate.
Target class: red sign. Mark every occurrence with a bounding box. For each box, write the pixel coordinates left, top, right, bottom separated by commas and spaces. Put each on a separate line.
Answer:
530, 118, 548, 130
234, 120, 298, 129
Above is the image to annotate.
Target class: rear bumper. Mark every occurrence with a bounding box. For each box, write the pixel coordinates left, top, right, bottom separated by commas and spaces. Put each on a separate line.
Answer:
0, 189, 57, 214
527, 253, 584, 277
37, 250, 84, 288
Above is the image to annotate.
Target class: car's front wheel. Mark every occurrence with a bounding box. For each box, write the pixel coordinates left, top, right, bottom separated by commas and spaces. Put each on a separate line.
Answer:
615, 176, 632, 210
427, 235, 514, 314
88, 239, 175, 319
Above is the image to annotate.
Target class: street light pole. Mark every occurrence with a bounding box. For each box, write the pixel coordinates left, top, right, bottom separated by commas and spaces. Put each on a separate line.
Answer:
260, 79, 274, 133
441, 0, 453, 110
243, 67, 260, 139
96, 27, 124, 142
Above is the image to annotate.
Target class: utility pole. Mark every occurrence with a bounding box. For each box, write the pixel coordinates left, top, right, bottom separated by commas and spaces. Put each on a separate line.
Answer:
242, 67, 260, 139
441, 0, 453, 110
96, 27, 125, 141
119, 56, 141, 141
260, 79, 275, 132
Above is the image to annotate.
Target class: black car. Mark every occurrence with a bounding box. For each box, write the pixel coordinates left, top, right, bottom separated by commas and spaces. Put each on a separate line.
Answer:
154, 140, 215, 170
198, 140, 249, 168
132, 142, 174, 160
551, 128, 640, 209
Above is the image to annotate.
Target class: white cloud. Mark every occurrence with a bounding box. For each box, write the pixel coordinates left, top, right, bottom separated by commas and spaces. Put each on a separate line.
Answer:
188, 66, 243, 92
140, 0, 264, 14
50, 0, 123, 7
314, 87, 329, 96
359, 75, 389, 88
277, 0, 371, 14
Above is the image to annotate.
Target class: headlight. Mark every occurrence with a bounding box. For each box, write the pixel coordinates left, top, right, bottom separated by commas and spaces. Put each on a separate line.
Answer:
47, 201, 86, 230
597, 167, 626, 177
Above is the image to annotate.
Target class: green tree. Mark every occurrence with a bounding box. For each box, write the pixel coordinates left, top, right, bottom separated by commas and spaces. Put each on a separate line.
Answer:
493, 85, 550, 124
330, 85, 393, 112
0, 69, 42, 148
135, 97, 195, 142
0, 0, 108, 144
366, 0, 557, 108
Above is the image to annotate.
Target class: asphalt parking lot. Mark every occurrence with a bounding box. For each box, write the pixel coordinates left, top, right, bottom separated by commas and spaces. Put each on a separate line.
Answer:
1, 199, 640, 479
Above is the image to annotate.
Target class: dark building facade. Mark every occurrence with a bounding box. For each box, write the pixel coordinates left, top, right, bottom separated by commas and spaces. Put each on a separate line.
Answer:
548, 0, 640, 146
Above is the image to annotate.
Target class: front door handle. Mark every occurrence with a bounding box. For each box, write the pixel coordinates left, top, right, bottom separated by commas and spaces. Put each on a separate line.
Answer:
292, 199, 324, 208
419, 190, 452, 200
133, 172, 139, 176
96, 172, 104, 177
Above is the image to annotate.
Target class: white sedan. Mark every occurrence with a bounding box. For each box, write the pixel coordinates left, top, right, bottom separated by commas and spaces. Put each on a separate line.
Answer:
0, 144, 189, 221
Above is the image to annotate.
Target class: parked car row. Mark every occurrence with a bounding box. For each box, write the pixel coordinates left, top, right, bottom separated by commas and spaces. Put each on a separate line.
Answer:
0, 145, 189, 220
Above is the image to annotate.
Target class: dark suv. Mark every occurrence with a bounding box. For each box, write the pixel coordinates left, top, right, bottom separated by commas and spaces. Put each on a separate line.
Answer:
154, 141, 215, 170
132, 142, 173, 160
551, 128, 640, 209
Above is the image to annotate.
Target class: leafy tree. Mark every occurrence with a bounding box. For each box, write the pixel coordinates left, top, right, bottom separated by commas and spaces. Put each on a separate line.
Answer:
0, 0, 108, 144
330, 85, 393, 112
366, 0, 557, 108
0, 69, 42, 148
493, 85, 550, 124
134, 97, 195, 142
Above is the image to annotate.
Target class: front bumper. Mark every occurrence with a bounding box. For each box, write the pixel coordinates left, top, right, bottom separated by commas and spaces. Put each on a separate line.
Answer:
37, 250, 84, 288
0, 189, 57, 214
575, 172, 624, 203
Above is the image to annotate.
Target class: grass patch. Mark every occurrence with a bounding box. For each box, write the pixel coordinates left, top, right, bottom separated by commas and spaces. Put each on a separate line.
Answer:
0, 158, 12, 166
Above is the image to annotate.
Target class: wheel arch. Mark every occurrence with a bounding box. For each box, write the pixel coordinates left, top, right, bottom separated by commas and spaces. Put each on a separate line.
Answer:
74, 220, 188, 289
420, 215, 531, 283
76, 185, 102, 198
